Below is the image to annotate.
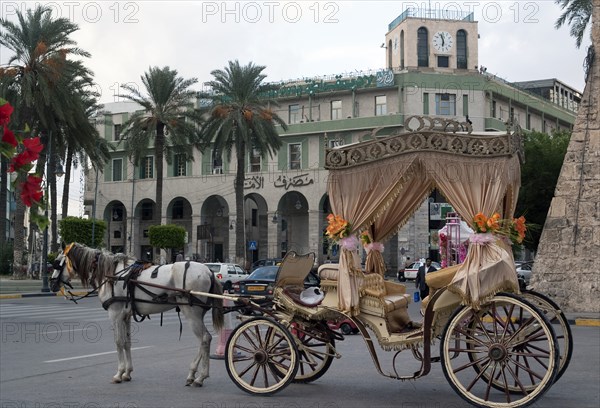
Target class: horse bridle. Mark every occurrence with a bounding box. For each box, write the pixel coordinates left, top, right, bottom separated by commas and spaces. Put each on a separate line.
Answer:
50, 256, 72, 292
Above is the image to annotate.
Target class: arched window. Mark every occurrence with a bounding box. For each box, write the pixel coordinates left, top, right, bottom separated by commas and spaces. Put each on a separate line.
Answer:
457, 30, 467, 69
400, 30, 405, 69
388, 39, 392, 69
417, 27, 429, 67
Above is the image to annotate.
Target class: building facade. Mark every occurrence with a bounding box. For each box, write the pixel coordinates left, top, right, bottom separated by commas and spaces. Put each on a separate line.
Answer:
84, 10, 578, 272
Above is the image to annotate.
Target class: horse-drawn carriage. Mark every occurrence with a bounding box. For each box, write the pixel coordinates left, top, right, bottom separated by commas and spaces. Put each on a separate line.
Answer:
219, 117, 572, 407
52, 116, 571, 407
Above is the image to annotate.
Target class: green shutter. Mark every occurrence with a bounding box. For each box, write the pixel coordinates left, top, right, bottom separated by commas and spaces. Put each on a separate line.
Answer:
423, 93, 429, 115
463, 94, 469, 116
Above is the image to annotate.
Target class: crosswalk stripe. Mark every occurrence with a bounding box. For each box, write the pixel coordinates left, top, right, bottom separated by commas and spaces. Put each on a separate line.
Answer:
44, 346, 154, 363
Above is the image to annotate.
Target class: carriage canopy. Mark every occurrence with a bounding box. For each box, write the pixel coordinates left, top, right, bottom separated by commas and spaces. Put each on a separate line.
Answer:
325, 116, 524, 313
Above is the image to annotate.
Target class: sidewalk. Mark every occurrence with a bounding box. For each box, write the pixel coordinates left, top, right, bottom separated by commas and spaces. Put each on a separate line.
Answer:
0, 277, 90, 299
1, 277, 598, 326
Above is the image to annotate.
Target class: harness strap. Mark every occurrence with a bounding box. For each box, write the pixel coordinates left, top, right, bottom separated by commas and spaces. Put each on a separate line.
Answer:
183, 261, 191, 290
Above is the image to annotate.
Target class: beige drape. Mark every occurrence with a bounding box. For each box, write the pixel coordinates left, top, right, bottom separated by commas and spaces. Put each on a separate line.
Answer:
327, 151, 521, 312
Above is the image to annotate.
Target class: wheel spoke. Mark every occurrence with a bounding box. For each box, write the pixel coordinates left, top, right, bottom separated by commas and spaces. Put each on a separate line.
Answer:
499, 363, 513, 403
465, 359, 492, 391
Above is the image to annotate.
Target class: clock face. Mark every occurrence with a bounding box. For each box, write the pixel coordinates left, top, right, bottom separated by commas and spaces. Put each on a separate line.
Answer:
392, 35, 399, 55
432, 31, 453, 53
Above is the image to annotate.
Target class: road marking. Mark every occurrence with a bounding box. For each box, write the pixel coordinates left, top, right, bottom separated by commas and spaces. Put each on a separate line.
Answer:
43, 346, 153, 363
575, 318, 600, 327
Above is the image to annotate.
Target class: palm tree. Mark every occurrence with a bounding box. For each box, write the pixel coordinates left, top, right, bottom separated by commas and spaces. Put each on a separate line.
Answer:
199, 60, 287, 266
60, 93, 112, 221
555, 0, 593, 48
118, 66, 202, 242
0, 5, 91, 274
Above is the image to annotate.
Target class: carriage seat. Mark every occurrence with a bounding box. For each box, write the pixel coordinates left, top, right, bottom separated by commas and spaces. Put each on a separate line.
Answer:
318, 263, 339, 281
317, 264, 412, 332
425, 264, 461, 290
421, 263, 462, 310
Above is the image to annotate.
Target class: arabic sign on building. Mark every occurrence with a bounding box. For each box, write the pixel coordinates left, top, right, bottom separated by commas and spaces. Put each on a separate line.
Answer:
376, 70, 394, 87
243, 173, 315, 190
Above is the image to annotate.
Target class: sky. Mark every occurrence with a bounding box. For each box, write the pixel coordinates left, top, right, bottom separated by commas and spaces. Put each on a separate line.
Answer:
0, 0, 593, 215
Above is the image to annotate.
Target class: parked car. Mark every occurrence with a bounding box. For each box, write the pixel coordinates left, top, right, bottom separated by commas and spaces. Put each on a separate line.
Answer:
232, 265, 320, 313
516, 261, 533, 291
204, 263, 248, 291
251, 258, 283, 270
400, 260, 442, 281
327, 318, 359, 335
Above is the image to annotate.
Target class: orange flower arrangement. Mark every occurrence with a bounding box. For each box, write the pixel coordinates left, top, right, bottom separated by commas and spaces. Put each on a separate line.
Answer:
472, 212, 528, 245
511, 216, 527, 244
325, 214, 350, 241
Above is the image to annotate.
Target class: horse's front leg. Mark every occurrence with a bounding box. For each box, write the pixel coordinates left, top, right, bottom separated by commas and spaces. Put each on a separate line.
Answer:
111, 311, 131, 383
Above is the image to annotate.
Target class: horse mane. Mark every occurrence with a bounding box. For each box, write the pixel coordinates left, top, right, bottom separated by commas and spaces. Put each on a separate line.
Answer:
69, 243, 133, 288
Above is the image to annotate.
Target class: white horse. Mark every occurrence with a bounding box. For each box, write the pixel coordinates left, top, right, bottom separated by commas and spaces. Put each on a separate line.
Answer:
51, 243, 224, 387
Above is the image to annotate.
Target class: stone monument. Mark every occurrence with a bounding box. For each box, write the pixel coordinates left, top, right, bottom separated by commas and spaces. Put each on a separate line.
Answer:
532, 2, 600, 313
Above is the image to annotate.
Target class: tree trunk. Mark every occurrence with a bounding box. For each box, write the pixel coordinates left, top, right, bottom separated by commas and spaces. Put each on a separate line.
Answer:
235, 138, 246, 267
0, 155, 7, 248
50, 150, 59, 253
62, 147, 74, 219
155, 124, 165, 245
12, 173, 26, 279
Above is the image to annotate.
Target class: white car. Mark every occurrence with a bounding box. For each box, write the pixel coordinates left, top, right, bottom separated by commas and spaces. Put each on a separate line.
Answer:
516, 262, 533, 290
401, 260, 442, 281
204, 263, 249, 291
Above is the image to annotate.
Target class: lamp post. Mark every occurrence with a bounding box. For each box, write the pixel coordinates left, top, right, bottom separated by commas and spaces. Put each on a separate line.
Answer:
41, 132, 64, 292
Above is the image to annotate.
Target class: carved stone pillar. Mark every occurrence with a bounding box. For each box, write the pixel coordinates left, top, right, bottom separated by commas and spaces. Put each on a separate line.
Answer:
532, 2, 600, 313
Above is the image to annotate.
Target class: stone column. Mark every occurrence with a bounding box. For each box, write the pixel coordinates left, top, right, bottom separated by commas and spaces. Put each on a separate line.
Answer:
533, 2, 600, 313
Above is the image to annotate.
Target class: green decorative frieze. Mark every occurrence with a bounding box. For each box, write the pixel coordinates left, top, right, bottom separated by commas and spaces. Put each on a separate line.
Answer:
263, 74, 379, 98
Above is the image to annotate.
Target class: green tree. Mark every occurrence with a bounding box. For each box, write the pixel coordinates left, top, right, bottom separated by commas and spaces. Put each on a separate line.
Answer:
555, 0, 593, 48
118, 66, 203, 236
59, 217, 106, 248
199, 60, 287, 265
148, 224, 186, 261
516, 130, 570, 252
0, 5, 92, 274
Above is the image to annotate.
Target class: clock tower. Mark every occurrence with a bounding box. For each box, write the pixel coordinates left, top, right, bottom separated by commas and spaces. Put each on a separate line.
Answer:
385, 8, 479, 71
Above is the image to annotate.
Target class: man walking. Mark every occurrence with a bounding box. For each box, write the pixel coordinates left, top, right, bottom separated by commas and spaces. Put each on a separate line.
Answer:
415, 258, 437, 300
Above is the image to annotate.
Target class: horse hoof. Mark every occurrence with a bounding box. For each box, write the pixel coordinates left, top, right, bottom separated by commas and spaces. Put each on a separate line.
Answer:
122, 376, 131, 382
192, 382, 203, 387
111, 378, 122, 384
185, 379, 194, 386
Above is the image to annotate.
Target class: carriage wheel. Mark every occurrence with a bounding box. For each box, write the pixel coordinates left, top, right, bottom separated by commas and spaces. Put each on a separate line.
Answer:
521, 290, 572, 383
225, 317, 298, 395
289, 321, 335, 383
466, 291, 572, 392
440, 293, 558, 407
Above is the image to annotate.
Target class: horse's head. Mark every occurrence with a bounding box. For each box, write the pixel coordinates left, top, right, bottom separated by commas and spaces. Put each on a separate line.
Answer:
50, 243, 75, 292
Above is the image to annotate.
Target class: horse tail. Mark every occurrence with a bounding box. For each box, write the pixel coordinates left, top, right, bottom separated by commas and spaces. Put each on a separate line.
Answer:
211, 279, 225, 333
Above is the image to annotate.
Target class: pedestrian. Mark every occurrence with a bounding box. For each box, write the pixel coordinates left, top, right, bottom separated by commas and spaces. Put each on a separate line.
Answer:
176, 251, 184, 262
415, 258, 437, 300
